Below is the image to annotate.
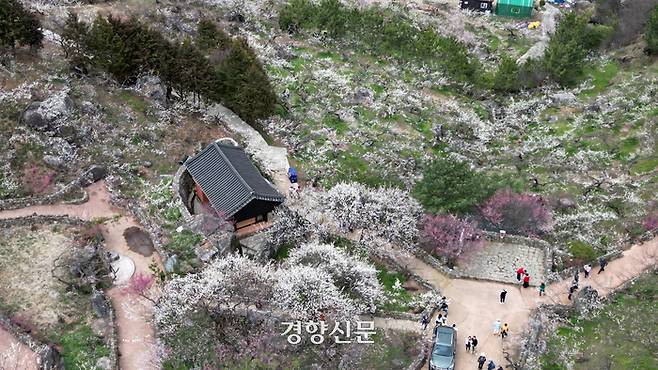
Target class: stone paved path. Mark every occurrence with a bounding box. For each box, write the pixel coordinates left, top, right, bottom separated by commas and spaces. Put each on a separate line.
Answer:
0, 181, 161, 370
455, 241, 546, 285
384, 237, 657, 370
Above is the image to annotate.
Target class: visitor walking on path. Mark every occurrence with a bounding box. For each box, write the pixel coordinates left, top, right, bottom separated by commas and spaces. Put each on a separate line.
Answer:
492, 319, 501, 335
574, 270, 579, 283
598, 257, 608, 274
477, 354, 487, 369
584, 263, 592, 278
487, 360, 496, 370
568, 283, 578, 300
516, 267, 526, 282
523, 274, 530, 288
539, 282, 546, 296
501, 323, 509, 338
499, 289, 507, 304
471, 336, 479, 353
466, 336, 472, 352
420, 314, 429, 330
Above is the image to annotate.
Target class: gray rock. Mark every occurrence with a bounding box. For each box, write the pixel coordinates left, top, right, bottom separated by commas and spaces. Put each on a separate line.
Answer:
164, 255, 178, 273
209, 231, 237, 256
80, 101, 97, 115
350, 88, 373, 105
573, 285, 599, 317
96, 357, 112, 370
21, 102, 47, 130
188, 213, 226, 236
91, 291, 110, 318
227, 11, 245, 23
135, 75, 166, 104
276, 46, 295, 61
79, 165, 107, 187
40, 346, 64, 370
43, 155, 67, 169
20, 91, 74, 131
195, 242, 217, 262
557, 197, 577, 210
550, 92, 577, 107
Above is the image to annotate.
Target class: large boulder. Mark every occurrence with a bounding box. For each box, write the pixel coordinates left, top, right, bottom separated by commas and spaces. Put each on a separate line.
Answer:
78, 165, 107, 187
550, 92, 578, 108
573, 285, 600, 318
91, 291, 110, 318
20, 90, 74, 131
135, 74, 166, 105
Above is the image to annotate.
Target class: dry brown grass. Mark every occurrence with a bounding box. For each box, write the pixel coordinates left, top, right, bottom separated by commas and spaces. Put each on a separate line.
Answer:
0, 225, 82, 335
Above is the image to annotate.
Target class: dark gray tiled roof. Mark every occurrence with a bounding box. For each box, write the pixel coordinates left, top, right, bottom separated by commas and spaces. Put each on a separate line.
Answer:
184, 142, 284, 217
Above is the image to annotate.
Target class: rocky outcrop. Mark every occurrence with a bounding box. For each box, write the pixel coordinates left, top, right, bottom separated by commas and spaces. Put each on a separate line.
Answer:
20, 90, 74, 132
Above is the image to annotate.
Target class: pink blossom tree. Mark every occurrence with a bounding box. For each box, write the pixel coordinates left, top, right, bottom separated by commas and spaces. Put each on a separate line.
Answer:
124, 272, 156, 304
480, 189, 552, 236
642, 212, 658, 232
421, 214, 482, 266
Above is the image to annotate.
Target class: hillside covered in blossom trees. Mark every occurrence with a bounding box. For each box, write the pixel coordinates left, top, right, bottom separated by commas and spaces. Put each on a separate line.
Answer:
1, 1, 657, 370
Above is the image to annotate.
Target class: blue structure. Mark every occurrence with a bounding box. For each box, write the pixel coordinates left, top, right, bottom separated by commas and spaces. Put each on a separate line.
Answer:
288, 167, 298, 183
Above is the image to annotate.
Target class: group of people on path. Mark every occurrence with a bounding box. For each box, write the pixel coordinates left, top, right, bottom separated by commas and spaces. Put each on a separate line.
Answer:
516, 266, 547, 296
420, 296, 452, 333
476, 353, 503, 370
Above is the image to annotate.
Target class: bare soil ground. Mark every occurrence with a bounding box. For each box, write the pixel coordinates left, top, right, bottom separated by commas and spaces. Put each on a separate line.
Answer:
123, 226, 155, 257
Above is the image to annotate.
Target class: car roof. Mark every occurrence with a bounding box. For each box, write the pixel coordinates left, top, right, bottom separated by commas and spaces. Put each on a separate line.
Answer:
435, 326, 455, 345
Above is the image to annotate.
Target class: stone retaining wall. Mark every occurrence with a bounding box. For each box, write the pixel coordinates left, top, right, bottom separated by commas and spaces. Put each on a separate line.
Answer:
0, 215, 85, 227
0, 166, 103, 211
0, 312, 63, 369
413, 232, 554, 286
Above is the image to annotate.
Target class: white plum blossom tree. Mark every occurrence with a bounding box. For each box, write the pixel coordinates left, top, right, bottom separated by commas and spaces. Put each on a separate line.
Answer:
312, 182, 422, 249
273, 265, 357, 321
284, 242, 384, 312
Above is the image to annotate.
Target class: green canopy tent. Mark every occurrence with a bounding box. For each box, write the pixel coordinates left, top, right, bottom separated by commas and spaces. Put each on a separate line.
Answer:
496, 0, 533, 18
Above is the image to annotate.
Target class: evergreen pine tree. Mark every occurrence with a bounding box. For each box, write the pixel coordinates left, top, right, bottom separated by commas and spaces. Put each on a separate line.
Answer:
0, 0, 43, 51
646, 5, 658, 55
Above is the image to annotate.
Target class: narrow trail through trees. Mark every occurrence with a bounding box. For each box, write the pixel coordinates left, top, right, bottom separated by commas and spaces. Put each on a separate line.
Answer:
0, 181, 160, 370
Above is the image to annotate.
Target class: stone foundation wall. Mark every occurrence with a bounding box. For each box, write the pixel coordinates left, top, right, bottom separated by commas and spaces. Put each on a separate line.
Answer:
414, 232, 554, 286
0, 166, 103, 211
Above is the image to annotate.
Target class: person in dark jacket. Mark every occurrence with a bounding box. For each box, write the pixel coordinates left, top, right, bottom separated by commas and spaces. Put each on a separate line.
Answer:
499, 289, 507, 304
477, 354, 487, 369
598, 257, 608, 274
487, 360, 496, 370
471, 336, 479, 353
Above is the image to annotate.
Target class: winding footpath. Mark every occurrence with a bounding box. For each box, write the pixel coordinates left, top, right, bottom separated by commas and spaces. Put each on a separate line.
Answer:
0, 181, 160, 370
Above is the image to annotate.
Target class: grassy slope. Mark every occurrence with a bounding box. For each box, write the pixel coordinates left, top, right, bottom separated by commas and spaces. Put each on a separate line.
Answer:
542, 272, 658, 370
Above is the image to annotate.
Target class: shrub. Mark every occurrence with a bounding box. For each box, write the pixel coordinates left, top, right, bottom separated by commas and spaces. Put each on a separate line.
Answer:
0, 0, 43, 51
421, 214, 483, 266
646, 5, 658, 54
413, 158, 492, 214
567, 239, 596, 262
480, 189, 552, 236
492, 54, 522, 93
544, 12, 606, 86
196, 19, 231, 51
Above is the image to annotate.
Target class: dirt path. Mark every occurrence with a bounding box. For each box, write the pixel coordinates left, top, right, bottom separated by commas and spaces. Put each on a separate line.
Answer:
0, 181, 161, 370
383, 237, 658, 370
0, 329, 39, 370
